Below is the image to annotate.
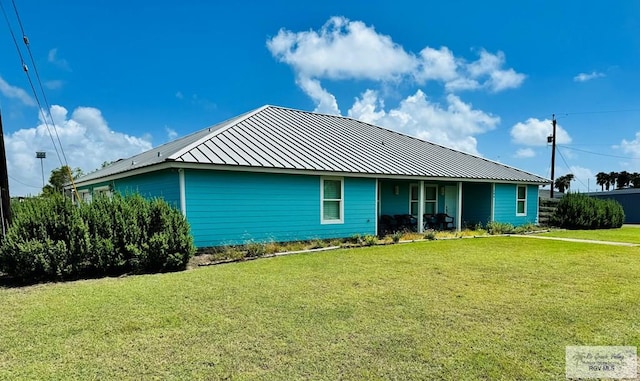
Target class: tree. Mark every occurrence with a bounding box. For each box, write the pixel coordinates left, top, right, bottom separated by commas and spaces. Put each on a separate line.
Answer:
631, 172, 640, 188
608, 171, 619, 191
554, 173, 574, 193
42, 166, 83, 196
595, 172, 608, 191
616, 171, 631, 189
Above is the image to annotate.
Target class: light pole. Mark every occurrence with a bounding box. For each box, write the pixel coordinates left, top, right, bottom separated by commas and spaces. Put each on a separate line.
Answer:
36, 151, 46, 188
547, 115, 557, 198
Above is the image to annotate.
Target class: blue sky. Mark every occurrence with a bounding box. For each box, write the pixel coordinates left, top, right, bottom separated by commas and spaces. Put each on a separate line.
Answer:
1, 1, 640, 196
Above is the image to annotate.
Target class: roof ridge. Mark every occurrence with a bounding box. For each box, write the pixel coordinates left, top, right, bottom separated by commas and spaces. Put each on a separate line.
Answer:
168, 105, 271, 160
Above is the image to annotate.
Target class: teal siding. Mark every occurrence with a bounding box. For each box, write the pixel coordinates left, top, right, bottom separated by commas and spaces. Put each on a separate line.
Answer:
76, 169, 180, 208
185, 170, 376, 247
493, 184, 538, 225
462, 183, 492, 226
380, 181, 410, 215
114, 169, 180, 208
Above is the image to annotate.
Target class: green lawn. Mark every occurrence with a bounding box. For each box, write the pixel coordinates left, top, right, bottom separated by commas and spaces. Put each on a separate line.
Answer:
540, 226, 640, 244
1, 237, 639, 380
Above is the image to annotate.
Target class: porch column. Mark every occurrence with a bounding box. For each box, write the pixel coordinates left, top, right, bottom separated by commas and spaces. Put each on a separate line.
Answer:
179, 168, 186, 217
418, 180, 425, 233
457, 181, 462, 231
490, 183, 495, 222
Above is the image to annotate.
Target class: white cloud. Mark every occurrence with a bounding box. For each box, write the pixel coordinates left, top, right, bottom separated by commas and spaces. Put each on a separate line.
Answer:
416, 46, 458, 82
514, 148, 536, 158
44, 80, 65, 90
48, 48, 70, 71
618, 132, 640, 158
267, 17, 523, 156
267, 16, 416, 81
348, 89, 499, 155
463, 50, 525, 92
267, 17, 525, 99
165, 127, 178, 141
573, 71, 605, 82
0, 76, 35, 106
567, 165, 594, 192
487, 68, 526, 92
510, 118, 572, 146
5, 105, 152, 196
297, 76, 340, 115
616, 132, 640, 171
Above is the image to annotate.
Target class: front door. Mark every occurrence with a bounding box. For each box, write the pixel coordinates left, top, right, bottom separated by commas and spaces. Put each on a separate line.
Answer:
444, 185, 457, 218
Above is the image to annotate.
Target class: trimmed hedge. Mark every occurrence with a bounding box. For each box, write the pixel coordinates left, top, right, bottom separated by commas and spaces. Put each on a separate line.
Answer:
551, 193, 625, 229
0, 194, 195, 283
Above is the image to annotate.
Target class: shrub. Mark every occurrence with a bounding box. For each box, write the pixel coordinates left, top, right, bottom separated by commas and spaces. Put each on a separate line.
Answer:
485, 221, 515, 235
424, 231, 436, 241
391, 231, 403, 244
244, 241, 267, 257
513, 223, 539, 234
362, 234, 378, 246
551, 193, 625, 229
0, 193, 195, 283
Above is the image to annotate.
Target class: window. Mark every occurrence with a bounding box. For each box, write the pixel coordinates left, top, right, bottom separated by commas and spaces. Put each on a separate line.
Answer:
321, 177, 343, 224
93, 185, 112, 199
79, 190, 92, 203
516, 185, 527, 216
424, 185, 437, 215
409, 184, 419, 217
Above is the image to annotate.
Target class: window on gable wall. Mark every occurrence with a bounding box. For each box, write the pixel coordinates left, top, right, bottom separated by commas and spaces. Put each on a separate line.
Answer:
321, 177, 343, 224
516, 185, 527, 215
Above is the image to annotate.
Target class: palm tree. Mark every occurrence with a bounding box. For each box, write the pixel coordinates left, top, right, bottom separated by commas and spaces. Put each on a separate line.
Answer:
608, 171, 619, 191
616, 171, 631, 189
595, 172, 608, 191
554, 173, 574, 193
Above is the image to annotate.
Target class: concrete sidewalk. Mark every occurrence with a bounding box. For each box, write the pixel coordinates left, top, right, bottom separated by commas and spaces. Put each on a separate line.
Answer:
514, 234, 639, 247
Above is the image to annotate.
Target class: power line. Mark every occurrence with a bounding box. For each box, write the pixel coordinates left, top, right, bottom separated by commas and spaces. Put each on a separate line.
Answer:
2, 0, 81, 199
555, 146, 588, 189
557, 145, 638, 159
11, 0, 70, 168
560, 108, 640, 116
0, 0, 63, 166
8, 174, 40, 189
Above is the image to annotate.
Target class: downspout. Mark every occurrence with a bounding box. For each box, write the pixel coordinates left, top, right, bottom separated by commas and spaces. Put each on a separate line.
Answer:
178, 168, 186, 217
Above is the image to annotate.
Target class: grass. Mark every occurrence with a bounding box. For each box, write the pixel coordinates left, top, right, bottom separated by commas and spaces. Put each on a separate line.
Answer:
1, 237, 640, 380
540, 226, 640, 244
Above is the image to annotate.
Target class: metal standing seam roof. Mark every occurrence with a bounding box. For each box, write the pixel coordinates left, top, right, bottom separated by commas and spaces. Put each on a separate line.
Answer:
74, 105, 549, 184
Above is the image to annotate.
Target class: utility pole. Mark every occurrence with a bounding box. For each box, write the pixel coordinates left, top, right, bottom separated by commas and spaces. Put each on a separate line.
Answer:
0, 110, 11, 234
549, 114, 557, 198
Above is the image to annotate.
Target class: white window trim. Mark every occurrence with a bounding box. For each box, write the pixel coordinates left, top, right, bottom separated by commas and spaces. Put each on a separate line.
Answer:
321, 176, 344, 224
424, 184, 438, 215
516, 185, 527, 216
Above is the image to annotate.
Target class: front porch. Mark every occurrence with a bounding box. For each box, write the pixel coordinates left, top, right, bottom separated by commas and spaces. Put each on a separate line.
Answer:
376, 180, 493, 236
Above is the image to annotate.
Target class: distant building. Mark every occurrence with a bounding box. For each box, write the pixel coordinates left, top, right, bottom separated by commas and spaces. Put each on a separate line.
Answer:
587, 188, 640, 224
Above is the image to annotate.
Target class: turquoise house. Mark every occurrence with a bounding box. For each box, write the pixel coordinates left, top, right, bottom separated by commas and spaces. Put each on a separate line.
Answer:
71, 105, 548, 248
